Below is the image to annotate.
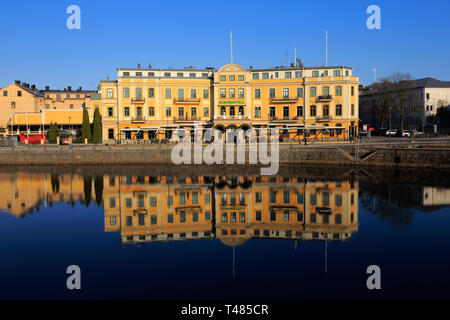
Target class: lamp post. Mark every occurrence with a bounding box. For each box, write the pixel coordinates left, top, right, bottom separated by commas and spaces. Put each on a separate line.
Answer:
389, 105, 392, 145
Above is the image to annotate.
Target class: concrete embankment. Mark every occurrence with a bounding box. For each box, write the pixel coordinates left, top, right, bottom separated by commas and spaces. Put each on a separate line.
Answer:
0, 144, 449, 169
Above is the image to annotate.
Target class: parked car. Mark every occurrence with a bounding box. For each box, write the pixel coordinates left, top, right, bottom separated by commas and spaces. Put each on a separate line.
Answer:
402, 130, 411, 137
386, 129, 398, 136
58, 131, 72, 145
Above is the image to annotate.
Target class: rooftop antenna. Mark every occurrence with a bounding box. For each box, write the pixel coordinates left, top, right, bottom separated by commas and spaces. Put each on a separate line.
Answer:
230, 29, 233, 64
294, 47, 297, 66
286, 51, 289, 66
325, 30, 328, 67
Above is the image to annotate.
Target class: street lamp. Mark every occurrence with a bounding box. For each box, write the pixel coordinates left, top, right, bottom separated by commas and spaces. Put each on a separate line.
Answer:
389, 105, 392, 145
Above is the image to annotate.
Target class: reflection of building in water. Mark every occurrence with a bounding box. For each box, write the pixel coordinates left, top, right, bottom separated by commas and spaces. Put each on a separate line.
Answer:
216, 176, 358, 245
422, 187, 450, 207
0, 173, 88, 217
0, 172, 359, 244
102, 175, 358, 246
103, 176, 214, 243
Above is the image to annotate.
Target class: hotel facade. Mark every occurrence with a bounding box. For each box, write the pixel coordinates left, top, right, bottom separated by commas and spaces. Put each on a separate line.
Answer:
98, 62, 359, 143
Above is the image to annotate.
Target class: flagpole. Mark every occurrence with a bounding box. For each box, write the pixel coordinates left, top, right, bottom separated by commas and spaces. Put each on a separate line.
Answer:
230, 29, 233, 64
325, 30, 328, 67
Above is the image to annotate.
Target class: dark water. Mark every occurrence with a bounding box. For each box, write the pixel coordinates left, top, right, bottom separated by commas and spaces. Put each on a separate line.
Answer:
0, 166, 449, 300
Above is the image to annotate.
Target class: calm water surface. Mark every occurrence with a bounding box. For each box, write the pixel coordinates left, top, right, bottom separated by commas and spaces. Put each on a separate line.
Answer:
0, 167, 449, 299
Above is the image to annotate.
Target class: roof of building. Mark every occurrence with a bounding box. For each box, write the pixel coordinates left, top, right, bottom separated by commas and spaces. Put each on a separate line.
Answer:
117, 67, 213, 72
14, 82, 44, 97
116, 64, 353, 73
411, 77, 450, 88
43, 90, 96, 94
90, 93, 102, 100
362, 77, 450, 93
249, 65, 353, 72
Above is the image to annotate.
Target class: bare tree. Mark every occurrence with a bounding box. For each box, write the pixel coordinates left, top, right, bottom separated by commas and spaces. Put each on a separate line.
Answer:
388, 73, 414, 132
366, 78, 395, 129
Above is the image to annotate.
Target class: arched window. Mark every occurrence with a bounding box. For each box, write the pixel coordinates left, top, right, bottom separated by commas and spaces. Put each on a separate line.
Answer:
230, 106, 235, 116
238, 106, 244, 116
220, 106, 226, 116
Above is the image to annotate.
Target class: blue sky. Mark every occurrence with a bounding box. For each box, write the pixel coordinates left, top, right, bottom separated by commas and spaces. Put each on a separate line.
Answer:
0, 0, 449, 89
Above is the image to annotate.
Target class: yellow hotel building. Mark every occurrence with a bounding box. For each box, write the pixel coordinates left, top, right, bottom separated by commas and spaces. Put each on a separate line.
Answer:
98, 62, 359, 143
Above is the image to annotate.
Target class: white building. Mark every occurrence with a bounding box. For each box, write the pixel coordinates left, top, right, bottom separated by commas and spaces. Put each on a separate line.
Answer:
360, 77, 450, 130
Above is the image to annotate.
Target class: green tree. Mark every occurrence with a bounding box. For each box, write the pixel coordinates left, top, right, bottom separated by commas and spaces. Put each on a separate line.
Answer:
47, 123, 58, 144
92, 108, 102, 144
83, 176, 92, 207
81, 109, 92, 142
94, 176, 104, 206
51, 174, 60, 193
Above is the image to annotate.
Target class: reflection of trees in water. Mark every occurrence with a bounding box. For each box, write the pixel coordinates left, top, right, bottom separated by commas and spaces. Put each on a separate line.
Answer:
94, 176, 103, 207
83, 176, 92, 207
51, 174, 60, 193
360, 183, 418, 226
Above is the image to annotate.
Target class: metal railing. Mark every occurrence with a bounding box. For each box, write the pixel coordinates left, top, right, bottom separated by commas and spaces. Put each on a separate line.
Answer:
131, 116, 146, 122
317, 95, 333, 101
174, 116, 199, 121
316, 115, 331, 121
131, 97, 146, 103
270, 96, 299, 103
174, 98, 201, 104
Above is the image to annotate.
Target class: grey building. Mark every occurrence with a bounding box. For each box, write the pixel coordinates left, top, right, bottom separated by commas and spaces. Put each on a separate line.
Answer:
359, 77, 450, 130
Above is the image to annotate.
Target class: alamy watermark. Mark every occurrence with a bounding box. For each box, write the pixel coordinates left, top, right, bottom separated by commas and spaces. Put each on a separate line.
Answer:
66, 265, 81, 290
366, 265, 381, 290
66, 5, 81, 30
366, 5, 381, 30
171, 124, 279, 176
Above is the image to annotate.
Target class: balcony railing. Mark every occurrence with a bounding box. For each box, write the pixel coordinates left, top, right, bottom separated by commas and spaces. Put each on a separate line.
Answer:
174, 98, 201, 104
316, 115, 331, 121
131, 97, 146, 104
270, 96, 299, 103
131, 116, 146, 122
174, 116, 199, 121
317, 95, 333, 102
216, 115, 248, 120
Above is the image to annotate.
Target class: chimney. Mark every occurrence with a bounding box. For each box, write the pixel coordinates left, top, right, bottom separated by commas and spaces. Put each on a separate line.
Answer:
45, 86, 50, 91
15, 80, 21, 85
137, 63, 141, 69
68, 86, 72, 91
249, 66, 253, 70
149, 64, 152, 69
23, 83, 29, 88
78, 86, 82, 91
31, 85, 36, 90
